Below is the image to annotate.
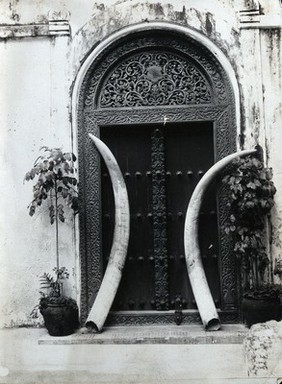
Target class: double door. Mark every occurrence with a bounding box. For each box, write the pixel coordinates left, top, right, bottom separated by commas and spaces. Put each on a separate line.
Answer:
100, 122, 220, 314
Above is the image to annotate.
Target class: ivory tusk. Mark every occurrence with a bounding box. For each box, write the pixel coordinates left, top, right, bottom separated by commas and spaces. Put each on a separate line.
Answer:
86, 134, 130, 332
184, 149, 257, 331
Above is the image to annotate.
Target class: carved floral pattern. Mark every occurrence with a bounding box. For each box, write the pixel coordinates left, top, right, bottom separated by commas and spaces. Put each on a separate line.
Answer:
99, 52, 212, 108
151, 128, 170, 310
105, 310, 239, 326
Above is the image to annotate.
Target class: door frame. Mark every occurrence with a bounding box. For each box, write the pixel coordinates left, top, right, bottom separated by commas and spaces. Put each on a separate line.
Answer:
72, 22, 241, 324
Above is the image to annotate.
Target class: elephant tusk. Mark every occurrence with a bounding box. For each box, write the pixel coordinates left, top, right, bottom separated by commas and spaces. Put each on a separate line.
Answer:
86, 134, 130, 332
184, 149, 257, 331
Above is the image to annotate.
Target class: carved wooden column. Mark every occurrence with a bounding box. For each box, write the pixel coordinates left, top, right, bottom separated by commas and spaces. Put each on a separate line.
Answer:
151, 127, 170, 310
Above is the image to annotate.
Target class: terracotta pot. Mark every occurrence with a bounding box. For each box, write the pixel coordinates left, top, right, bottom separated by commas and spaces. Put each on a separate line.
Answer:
242, 297, 281, 327
40, 299, 79, 336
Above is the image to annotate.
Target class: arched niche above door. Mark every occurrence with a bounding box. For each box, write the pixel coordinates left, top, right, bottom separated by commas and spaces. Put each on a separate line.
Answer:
82, 31, 233, 111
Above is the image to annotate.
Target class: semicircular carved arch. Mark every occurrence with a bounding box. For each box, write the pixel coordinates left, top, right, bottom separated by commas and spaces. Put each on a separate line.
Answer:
82, 32, 232, 111
98, 51, 213, 108
78, 29, 239, 324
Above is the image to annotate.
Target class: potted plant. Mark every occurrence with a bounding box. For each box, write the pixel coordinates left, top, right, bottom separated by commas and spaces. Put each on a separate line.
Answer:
222, 150, 281, 327
26, 146, 79, 336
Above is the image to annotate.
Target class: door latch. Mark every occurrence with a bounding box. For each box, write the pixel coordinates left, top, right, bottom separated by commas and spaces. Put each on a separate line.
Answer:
174, 295, 183, 325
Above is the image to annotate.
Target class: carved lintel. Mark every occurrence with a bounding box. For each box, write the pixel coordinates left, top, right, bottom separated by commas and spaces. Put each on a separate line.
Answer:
105, 310, 240, 326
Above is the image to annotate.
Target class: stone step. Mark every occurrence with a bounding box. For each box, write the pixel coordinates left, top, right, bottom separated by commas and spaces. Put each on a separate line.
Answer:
39, 324, 248, 345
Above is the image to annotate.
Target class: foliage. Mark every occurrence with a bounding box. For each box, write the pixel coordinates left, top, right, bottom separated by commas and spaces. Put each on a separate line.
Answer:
222, 155, 276, 290
25, 145, 79, 269
39, 267, 70, 298
25, 146, 79, 222
25, 147, 79, 320
30, 267, 70, 318
243, 285, 281, 302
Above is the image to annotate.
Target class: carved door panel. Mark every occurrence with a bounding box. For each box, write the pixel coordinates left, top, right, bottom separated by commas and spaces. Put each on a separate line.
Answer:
165, 122, 220, 309
101, 125, 155, 311
100, 121, 220, 313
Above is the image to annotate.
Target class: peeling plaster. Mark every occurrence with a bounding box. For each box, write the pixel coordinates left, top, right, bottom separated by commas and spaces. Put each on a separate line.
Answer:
244, 321, 282, 377
8, 0, 20, 23
71, 1, 240, 75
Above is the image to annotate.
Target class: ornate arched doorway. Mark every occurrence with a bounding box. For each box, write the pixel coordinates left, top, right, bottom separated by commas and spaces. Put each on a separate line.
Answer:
76, 24, 239, 325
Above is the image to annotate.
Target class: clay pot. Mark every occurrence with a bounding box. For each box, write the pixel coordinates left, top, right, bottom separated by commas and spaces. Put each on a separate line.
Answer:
40, 297, 79, 336
242, 297, 281, 327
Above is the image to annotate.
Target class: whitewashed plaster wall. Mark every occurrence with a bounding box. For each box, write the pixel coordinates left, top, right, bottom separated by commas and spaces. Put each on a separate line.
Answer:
0, 0, 281, 327
0, 35, 79, 327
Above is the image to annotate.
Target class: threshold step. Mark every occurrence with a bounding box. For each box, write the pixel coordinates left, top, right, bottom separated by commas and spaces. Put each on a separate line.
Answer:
39, 324, 248, 345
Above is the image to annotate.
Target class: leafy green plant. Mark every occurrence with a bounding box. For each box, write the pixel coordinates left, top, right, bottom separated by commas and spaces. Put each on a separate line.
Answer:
25, 147, 79, 322
243, 285, 281, 301
30, 267, 70, 318
25, 147, 79, 272
38, 268, 77, 310
39, 267, 70, 298
222, 154, 276, 291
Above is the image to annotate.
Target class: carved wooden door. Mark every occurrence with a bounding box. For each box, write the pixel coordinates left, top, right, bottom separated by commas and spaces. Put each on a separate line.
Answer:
78, 31, 240, 324
100, 121, 220, 315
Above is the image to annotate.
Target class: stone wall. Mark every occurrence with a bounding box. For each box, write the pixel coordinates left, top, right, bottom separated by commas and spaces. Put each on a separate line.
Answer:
244, 320, 282, 376
0, 0, 281, 327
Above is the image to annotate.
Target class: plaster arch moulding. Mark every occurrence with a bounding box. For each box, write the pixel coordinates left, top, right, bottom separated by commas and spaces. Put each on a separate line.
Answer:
72, 21, 241, 139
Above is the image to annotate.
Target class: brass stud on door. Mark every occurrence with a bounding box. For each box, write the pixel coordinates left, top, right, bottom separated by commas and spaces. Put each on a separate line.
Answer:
187, 171, 193, 177
135, 171, 142, 178
198, 170, 204, 177
182, 299, 187, 308
176, 171, 182, 177
160, 299, 166, 308
125, 172, 131, 179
